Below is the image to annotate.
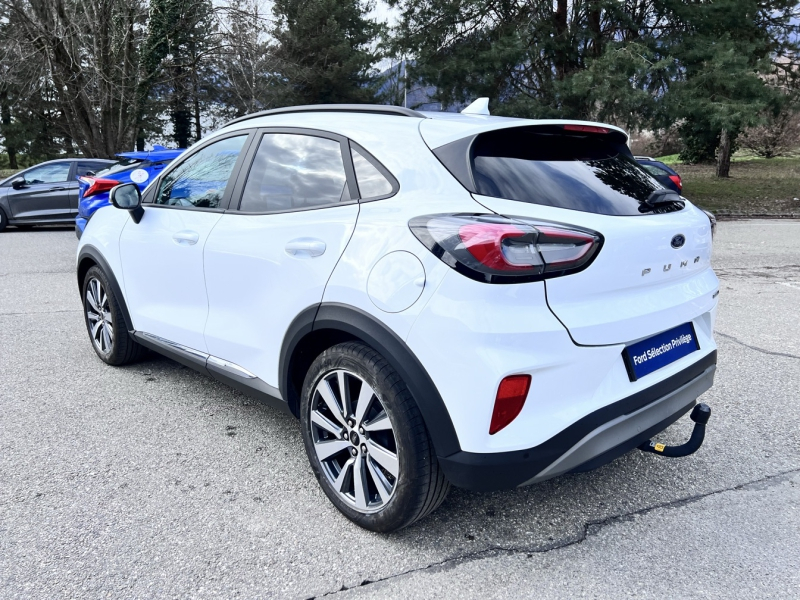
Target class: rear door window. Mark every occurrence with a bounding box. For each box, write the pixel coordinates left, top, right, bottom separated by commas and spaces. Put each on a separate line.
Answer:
446, 126, 670, 216
238, 133, 349, 213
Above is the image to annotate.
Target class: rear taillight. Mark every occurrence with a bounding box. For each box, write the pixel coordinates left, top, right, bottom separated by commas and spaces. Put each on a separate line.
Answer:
80, 176, 120, 198
409, 214, 603, 284
490, 375, 531, 435
668, 174, 682, 191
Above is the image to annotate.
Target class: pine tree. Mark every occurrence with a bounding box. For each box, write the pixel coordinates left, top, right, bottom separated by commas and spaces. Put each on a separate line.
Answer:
142, 0, 219, 148
272, 0, 383, 106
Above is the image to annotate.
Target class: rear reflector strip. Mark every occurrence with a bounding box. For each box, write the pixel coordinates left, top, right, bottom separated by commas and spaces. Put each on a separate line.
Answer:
489, 375, 532, 435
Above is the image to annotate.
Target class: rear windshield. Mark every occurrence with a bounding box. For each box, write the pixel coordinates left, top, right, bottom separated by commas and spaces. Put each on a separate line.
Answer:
95, 158, 143, 177
452, 126, 671, 216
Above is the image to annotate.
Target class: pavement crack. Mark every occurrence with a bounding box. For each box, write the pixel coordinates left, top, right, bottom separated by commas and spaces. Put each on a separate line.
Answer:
716, 331, 800, 360
306, 467, 800, 599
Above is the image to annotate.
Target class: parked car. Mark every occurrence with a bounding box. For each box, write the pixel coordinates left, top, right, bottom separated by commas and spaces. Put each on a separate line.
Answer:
77, 104, 718, 532
75, 145, 184, 238
635, 156, 683, 193
0, 158, 113, 231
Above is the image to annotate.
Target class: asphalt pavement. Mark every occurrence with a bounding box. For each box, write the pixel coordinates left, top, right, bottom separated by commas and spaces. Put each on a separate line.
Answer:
1, 220, 798, 599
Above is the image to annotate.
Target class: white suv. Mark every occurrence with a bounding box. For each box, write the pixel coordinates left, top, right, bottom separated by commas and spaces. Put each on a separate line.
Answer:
77, 104, 718, 532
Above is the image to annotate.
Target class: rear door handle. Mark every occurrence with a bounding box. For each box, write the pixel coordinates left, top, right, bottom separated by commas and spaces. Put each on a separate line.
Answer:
172, 230, 200, 246
285, 238, 326, 258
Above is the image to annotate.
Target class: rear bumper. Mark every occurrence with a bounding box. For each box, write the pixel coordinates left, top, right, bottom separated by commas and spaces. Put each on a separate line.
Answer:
438, 350, 716, 491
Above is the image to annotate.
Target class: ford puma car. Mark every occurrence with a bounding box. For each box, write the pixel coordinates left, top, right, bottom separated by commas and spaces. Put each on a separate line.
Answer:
76, 102, 718, 532
75, 145, 185, 238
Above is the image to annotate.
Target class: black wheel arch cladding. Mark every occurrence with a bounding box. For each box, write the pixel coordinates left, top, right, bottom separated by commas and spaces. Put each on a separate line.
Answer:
281, 303, 461, 458
77, 245, 134, 332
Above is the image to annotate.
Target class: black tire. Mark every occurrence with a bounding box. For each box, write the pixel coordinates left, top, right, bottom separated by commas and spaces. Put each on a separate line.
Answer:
82, 265, 147, 365
300, 342, 450, 532
0, 207, 7, 232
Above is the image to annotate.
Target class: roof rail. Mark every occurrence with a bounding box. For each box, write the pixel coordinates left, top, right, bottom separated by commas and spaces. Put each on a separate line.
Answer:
224, 104, 426, 127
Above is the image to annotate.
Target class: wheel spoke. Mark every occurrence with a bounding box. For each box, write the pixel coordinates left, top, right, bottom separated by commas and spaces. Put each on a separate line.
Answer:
363, 412, 392, 432
317, 379, 347, 427
354, 381, 375, 427
332, 458, 354, 493
352, 455, 369, 510
366, 439, 398, 478
87, 311, 101, 323
314, 439, 350, 462
101, 325, 112, 352
337, 370, 352, 419
311, 410, 344, 438
86, 289, 100, 313
91, 320, 103, 341
367, 457, 392, 503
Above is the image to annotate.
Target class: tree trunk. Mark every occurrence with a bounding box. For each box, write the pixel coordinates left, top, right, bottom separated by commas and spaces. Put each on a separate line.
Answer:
554, 0, 568, 80
716, 128, 732, 178
0, 92, 18, 169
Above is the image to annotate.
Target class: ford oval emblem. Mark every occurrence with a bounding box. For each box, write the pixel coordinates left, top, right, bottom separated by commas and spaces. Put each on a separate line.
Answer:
671, 234, 686, 249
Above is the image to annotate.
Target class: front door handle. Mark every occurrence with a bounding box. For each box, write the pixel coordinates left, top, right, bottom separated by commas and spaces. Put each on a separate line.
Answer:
172, 230, 200, 246
48, 187, 67, 191
285, 238, 326, 258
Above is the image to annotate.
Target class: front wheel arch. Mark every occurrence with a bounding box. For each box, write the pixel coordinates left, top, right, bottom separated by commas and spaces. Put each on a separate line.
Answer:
77, 246, 134, 332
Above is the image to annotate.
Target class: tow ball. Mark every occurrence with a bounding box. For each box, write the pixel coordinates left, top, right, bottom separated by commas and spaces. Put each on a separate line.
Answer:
639, 403, 711, 458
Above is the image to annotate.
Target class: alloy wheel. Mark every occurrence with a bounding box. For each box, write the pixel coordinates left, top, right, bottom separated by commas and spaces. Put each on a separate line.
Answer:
85, 277, 114, 355
310, 369, 398, 513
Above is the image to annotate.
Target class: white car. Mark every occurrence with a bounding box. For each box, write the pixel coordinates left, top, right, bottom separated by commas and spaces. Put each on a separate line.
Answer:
77, 102, 718, 532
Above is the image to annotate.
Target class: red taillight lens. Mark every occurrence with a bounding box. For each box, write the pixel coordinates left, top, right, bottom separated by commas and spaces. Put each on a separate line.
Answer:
409, 214, 603, 284
668, 174, 682, 191
490, 375, 531, 435
80, 176, 120, 198
458, 223, 532, 271
563, 124, 610, 134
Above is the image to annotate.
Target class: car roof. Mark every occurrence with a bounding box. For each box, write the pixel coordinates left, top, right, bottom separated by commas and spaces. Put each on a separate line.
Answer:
215, 104, 629, 150
116, 146, 185, 161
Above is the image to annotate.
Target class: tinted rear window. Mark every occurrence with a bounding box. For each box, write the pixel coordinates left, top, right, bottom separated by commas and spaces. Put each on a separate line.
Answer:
464, 127, 670, 216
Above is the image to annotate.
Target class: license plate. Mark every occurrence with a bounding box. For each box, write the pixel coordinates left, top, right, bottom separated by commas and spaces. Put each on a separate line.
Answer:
622, 322, 699, 381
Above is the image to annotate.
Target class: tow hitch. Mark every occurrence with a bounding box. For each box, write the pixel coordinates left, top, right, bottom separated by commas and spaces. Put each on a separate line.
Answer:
639, 403, 711, 458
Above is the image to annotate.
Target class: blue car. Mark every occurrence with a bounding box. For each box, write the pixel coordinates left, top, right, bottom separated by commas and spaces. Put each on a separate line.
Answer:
75, 145, 185, 238
635, 156, 683, 194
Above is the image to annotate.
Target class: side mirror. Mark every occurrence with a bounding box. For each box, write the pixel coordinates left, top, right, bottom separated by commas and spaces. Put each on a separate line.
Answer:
109, 183, 144, 224
11, 177, 26, 190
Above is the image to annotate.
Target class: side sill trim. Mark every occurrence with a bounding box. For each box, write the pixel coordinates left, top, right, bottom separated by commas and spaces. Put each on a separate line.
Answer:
133, 332, 287, 412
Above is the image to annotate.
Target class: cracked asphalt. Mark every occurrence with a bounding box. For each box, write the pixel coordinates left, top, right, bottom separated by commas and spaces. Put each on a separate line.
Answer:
1, 220, 799, 599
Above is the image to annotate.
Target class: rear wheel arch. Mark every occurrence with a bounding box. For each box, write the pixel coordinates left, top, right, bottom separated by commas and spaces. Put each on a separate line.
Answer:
280, 303, 461, 457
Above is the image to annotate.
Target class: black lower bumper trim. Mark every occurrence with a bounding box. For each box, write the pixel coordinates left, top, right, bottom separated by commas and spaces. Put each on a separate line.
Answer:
438, 350, 717, 492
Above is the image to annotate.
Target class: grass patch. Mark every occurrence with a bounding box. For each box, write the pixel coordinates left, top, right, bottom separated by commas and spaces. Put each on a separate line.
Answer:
655, 153, 681, 165
673, 158, 800, 216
